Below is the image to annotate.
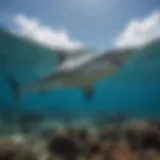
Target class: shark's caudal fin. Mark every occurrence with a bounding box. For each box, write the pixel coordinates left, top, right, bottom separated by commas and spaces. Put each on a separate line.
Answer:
6, 74, 21, 103
81, 85, 94, 101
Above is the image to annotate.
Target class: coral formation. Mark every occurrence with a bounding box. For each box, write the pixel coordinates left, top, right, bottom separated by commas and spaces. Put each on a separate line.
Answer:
0, 117, 160, 160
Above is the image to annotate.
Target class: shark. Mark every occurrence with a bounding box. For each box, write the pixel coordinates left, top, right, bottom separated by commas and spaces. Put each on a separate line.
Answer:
7, 47, 133, 101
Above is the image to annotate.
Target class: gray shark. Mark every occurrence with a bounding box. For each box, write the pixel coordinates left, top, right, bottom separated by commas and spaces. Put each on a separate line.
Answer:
7, 47, 132, 101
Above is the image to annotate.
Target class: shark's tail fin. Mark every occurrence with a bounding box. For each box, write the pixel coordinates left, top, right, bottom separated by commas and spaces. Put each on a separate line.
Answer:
6, 74, 21, 104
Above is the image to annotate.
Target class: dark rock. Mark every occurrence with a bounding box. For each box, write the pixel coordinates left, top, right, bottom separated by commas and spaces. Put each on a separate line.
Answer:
141, 130, 160, 151
48, 136, 80, 160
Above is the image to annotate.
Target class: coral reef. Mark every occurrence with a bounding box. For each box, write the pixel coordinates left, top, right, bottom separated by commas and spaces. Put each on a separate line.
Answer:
0, 116, 160, 160
0, 138, 37, 160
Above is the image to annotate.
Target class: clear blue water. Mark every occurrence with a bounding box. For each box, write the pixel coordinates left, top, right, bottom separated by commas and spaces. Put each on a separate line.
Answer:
0, 27, 160, 123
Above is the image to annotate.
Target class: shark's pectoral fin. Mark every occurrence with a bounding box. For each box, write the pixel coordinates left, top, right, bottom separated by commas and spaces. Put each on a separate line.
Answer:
81, 85, 94, 101
6, 74, 21, 102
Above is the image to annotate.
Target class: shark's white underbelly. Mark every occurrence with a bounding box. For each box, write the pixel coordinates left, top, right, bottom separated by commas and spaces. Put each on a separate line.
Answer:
64, 66, 117, 86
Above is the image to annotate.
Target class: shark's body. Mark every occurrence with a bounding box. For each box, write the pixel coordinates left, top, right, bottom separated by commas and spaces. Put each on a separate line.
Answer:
7, 47, 132, 101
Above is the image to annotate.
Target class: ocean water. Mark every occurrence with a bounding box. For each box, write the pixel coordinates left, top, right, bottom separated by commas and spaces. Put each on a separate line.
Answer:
0, 27, 160, 125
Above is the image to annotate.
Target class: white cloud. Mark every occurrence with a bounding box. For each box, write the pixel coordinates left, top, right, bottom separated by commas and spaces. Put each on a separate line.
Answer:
114, 11, 160, 48
13, 14, 83, 50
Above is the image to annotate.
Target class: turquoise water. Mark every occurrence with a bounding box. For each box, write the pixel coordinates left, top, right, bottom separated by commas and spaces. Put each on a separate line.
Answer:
0, 27, 160, 122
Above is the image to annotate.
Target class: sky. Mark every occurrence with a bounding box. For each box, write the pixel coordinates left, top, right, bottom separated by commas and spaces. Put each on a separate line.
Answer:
0, 0, 160, 50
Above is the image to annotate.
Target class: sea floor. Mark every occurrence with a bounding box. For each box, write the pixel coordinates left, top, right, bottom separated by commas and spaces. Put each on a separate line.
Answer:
0, 115, 160, 160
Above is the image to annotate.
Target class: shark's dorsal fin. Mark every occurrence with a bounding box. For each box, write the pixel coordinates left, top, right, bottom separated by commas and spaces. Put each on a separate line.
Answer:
56, 48, 88, 64
81, 85, 94, 101
56, 50, 68, 63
